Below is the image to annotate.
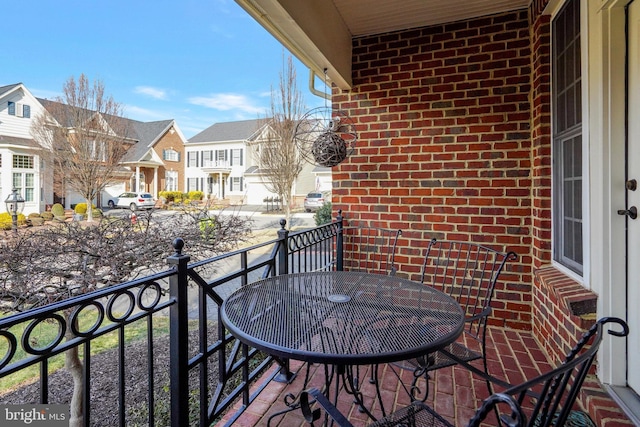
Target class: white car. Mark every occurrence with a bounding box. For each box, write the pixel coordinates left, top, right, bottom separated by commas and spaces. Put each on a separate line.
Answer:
107, 192, 156, 210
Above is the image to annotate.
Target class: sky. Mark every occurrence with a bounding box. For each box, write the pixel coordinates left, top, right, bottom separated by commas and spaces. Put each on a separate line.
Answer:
0, 0, 326, 139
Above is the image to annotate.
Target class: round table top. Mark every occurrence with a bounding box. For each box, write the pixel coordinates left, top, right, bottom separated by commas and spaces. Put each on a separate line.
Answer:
221, 271, 465, 365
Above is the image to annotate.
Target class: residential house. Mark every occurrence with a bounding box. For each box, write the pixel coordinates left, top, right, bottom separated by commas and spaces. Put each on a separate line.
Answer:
186, 118, 330, 206
0, 83, 53, 215
235, 0, 640, 422
117, 119, 186, 202
0, 82, 187, 211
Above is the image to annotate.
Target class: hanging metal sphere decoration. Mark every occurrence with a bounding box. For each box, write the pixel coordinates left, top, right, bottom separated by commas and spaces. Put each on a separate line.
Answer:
294, 107, 357, 168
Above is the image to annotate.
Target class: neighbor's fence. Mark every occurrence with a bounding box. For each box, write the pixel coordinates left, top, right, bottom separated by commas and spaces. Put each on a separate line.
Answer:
0, 215, 344, 427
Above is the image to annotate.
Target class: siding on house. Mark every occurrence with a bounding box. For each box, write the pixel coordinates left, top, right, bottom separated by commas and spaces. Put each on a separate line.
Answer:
0, 84, 52, 214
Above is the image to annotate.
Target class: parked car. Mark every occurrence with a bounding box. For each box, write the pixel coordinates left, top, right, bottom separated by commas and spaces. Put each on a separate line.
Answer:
304, 191, 330, 212
107, 192, 156, 210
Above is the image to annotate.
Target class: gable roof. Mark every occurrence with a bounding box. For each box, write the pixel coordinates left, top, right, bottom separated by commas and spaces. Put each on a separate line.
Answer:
120, 119, 176, 163
0, 83, 22, 98
36, 96, 183, 164
188, 118, 266, 143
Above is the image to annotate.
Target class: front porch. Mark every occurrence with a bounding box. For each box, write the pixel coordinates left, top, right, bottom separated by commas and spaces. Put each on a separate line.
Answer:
226, 326, 632, 426
0, 217, 634, 426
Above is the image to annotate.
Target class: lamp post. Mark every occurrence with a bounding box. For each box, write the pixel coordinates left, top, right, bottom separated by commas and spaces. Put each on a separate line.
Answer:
5, 188, 25, 233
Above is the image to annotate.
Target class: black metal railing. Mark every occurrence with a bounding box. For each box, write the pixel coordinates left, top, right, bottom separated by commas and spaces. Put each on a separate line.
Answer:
0, 216, 343, 427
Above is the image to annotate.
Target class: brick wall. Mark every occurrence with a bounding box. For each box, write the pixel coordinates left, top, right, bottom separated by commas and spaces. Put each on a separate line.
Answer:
332, 10, 534, 330
153, 125, 185, 192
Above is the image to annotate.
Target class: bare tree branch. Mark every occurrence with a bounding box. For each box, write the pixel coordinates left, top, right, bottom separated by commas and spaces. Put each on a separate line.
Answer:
31, 74, 133, 221
256, 55, 307, 226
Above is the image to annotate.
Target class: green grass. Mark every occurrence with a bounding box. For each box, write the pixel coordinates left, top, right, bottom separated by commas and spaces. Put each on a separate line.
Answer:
0, 312, 170, 393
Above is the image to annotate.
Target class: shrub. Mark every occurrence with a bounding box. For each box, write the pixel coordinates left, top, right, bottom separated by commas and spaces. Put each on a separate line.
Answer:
92, 208, 103, 218
41, 212, 54, 221
74, 203, 88, 214
51, 203, 65, 218
28, 212, 43, 219
314, 202, 333, 225
187, 191, 204, 201
158, 191, 182, 203
0, 212, 26, 229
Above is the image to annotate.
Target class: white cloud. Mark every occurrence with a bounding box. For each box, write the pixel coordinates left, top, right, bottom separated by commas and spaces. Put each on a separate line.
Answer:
134, 86, 167, 100
188, 93, 264, 114
123, 105, 168, 121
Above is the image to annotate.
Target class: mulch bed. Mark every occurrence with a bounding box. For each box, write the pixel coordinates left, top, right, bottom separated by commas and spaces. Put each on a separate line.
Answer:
1, 330, 224, 426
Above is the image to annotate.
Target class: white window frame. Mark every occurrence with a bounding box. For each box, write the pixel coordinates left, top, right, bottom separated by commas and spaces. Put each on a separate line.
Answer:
165, 170, 178, 191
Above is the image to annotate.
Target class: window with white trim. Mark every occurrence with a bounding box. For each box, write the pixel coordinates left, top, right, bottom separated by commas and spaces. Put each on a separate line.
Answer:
163, 149, 180, 162
13, 155, 34, 169
187, 151, 198, 167
165, 170, 178, 191
13, 173, 34, 202
231, 149, 243, 166
552, 0, 583, 274
230, 177, 243, 192
187, 177, 198, 191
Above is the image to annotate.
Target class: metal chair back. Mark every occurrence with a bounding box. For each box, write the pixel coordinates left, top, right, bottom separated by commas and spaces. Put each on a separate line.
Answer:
419, 239, 517, 344
342, 224, 402, 275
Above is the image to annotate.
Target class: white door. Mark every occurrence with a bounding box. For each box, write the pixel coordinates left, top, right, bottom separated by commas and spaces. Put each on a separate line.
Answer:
625, 0, 640, 394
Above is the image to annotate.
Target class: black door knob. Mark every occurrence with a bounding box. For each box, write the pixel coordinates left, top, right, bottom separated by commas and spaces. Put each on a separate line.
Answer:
617, 206, 638, 219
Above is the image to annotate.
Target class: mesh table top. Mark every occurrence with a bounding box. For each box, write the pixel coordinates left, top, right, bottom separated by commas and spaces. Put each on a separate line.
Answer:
221, 271, 465, 365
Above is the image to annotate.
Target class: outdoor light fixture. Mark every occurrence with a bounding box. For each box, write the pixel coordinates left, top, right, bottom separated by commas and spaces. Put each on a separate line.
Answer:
4, 188, 25, 233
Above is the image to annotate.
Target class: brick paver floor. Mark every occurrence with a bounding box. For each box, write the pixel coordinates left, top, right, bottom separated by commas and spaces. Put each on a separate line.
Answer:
221, 327, 633, 426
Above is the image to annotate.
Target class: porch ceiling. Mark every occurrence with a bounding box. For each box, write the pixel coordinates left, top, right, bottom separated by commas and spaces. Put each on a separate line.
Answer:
234, 0, 531, 90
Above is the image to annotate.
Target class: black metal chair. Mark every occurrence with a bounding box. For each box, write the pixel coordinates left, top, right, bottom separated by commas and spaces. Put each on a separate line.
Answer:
341, 224, 403, 275
299, 317, 629, 427
388, 239, 517, 400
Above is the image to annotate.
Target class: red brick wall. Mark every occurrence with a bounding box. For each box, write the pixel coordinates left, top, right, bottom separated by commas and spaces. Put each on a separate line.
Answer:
332, 10, 533, 330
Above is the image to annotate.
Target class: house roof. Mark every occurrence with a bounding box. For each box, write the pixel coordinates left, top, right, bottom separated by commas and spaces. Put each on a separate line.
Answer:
120, 119, 175, 163
188, 118, 265, 143
0, 83, 22, 98
234, 0, 530, 89
0, 134, 41, 149
36, 96, 180, 164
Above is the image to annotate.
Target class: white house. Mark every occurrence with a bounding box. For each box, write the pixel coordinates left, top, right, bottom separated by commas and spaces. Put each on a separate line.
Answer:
186, 118, 331, 206
0, 83, 53, 215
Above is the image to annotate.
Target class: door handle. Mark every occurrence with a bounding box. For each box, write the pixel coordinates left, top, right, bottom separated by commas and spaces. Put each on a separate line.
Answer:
626, 179, 637, 191
617, 206, 638, 219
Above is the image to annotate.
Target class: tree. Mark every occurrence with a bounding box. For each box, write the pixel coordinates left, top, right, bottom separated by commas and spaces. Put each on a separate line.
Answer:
0, 208, 253, 427
31, 74, 132, 222
257, 55, 307, 226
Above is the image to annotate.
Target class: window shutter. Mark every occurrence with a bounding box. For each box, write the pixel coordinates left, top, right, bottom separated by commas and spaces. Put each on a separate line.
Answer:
240, 177, 244, 191
240, 149, 244, 166
162, 149, 167, 160
230, 152, 234, 166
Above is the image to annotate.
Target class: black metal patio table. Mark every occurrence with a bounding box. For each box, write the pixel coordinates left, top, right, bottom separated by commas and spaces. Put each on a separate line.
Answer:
220, 270, 465, 421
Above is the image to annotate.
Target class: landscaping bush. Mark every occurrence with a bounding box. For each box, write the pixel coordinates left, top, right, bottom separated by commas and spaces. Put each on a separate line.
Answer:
51, 203, 65, 218
0, 212, 26, 230
74, 203, 87, 214
158, 191, 182, 203
187, 191, 204, 201
41, 212, 54, 221
92, 208, 103, 218
314, 202, 333, 225
27, 213, 44, 226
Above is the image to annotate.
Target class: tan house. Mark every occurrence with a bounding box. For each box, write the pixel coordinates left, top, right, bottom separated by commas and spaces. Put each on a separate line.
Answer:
235, 0, 640, 423
118, 119, 186, 200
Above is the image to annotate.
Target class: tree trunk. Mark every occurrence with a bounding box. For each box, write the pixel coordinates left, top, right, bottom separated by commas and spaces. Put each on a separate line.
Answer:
65, 333, 84, 427
85, 197, 94, 222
